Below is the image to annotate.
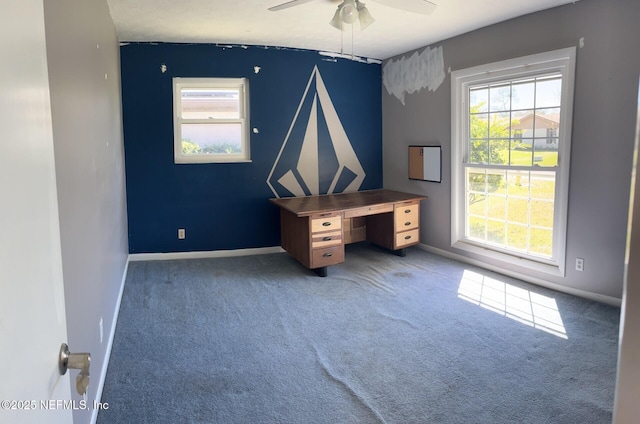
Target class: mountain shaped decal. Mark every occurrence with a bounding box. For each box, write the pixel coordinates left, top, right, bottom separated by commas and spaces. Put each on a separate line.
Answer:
267, 66, 366, 198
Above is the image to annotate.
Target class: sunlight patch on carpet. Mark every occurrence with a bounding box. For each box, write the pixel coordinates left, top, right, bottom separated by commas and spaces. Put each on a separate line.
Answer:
457, 270, 568, 339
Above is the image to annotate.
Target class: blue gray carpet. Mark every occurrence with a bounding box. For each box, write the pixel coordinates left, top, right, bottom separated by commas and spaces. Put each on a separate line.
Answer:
97, 244, 619, 423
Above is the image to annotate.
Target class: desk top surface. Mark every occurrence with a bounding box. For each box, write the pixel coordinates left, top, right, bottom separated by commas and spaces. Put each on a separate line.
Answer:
269, 189, 427, 217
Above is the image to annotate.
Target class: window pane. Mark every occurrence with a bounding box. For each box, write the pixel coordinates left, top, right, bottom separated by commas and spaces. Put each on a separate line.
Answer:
506, 171, 530, 197
487, 219, 505, 244
533, 144, 558, 167
529, 227, 553, 256
469, 139, 488, 164
535, 77, 562, 108
532, 108, 559, 142
468, 195, 485, 216
470, 113, 488, 139
487, 170, 505, 193
489, 112, 510, 138
181, 88, 240, 119
512, 109, 534, 138
487, 194, 506, 220
489, 139, 508, 165
512, 81, 535, 110
181, 123, 242, 155
470, 88, 488, 113
489, 84, 511, 112
467, 169, 487, 216
530, 200, 554, 227
507, 197, 529, 224
535, 107, 560, 129
532, 107, 560, 167
506, 223, 528, 251
468, 169, 486, 192
468, 216, 485, 240
530, 172, 555, 200
509, 139, 533, 166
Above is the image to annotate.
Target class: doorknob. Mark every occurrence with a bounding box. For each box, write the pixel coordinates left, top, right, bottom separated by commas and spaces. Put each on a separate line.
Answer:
59, 343, 91, 395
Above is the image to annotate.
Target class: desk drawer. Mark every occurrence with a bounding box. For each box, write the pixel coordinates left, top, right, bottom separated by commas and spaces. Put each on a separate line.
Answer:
312, 245, 345, 268
311, 230, 342, 248
311, 214, 342, 233
395, 203, 419, 232
344, 203, 393, 219
396, 229, 420, 248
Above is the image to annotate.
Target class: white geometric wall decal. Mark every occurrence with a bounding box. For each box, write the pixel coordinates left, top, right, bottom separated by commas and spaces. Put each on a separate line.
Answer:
267, 66, 366, 198
276, 170, 306, 197
297, 94, 320, 195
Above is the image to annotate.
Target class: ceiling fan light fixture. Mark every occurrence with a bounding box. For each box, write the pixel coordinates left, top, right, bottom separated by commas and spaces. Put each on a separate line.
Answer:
330, 0, 375, 31
329, 7, 343, 30
340, 0, 358, 25
356, 2, 375, 30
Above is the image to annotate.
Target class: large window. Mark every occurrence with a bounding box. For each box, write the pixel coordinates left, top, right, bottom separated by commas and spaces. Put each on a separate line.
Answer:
451, 48, 576, 276
173, 78, 250, 163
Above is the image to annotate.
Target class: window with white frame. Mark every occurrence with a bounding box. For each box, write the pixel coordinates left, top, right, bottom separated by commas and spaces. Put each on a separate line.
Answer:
450, 48, 576, 276
173, 78, 250, 163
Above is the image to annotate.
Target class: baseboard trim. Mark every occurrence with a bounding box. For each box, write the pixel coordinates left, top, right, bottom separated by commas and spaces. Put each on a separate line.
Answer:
91, 256, 129, 424
418, 243, 622, 307
129, 246, 285, 262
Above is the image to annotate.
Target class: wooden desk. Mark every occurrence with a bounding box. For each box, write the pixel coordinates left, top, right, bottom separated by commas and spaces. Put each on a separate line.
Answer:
270, 189, 427, 276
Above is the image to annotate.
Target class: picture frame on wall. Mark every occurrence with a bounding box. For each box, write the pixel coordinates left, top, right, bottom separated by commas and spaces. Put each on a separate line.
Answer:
409, 145, 441, 183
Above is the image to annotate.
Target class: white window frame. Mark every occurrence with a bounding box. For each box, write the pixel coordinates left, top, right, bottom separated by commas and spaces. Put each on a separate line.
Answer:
173, 77, 250, 163
450, 47, 576, 277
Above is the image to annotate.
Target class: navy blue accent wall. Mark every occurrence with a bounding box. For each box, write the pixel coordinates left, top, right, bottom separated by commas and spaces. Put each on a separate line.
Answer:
121, 43, 382, 253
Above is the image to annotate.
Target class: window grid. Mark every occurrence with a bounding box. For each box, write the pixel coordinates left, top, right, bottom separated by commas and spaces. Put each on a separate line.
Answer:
465, 168, 555, 258
468, 74, 562, 168
464, 73, 562, 260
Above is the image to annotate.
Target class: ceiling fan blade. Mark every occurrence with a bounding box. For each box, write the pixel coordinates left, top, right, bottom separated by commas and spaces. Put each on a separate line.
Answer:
268, 0, 317, 12
370, 0, 436, 15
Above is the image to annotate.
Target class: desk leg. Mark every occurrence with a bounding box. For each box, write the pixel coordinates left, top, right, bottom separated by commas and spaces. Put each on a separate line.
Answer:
395, 248, 407, 257
313, 266, 328, 277
370, 242, 407, 258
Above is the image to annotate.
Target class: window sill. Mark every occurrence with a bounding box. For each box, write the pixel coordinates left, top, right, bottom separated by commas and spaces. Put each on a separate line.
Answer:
451, 239, 565, 278
175, 158, 252, 164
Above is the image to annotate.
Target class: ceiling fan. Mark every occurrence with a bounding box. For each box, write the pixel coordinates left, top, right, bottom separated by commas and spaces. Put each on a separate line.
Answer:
268, 0, 437, 30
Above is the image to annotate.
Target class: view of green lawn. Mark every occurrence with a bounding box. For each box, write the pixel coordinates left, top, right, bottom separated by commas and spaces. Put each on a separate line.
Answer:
504, 149, 558, 167
466, 87, 561, 259
467, 167, 556, 257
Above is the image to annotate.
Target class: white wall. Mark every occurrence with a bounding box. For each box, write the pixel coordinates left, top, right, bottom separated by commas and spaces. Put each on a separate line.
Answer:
613, 83, 640, 423
0, 1, 72, 423
43, 1, 129, 423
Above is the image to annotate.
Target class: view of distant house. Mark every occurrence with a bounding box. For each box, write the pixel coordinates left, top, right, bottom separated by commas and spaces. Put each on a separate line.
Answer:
512, 113, 559, 150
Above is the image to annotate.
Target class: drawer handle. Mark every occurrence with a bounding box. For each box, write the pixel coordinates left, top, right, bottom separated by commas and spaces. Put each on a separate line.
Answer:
323, 253, 333, 258
404, 209, 411, 213
404, 221, 411, 226
322, 236, 332, 241
404, 235, 412, 240
322, 222, 332, 227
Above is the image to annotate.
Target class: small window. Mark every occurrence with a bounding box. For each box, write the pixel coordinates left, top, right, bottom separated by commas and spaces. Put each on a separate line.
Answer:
173, 78, 250, 163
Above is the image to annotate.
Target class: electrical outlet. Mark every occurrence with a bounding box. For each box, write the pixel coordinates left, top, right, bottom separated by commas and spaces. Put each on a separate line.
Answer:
178, 228, 186, 239
576, 257, 584, 272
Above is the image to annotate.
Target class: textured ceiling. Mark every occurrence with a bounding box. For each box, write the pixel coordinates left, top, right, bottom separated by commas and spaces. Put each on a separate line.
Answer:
106, 0, 580, 60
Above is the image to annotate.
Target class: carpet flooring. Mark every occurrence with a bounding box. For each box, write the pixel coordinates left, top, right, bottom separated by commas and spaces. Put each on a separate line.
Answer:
97, 244, 620, 423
